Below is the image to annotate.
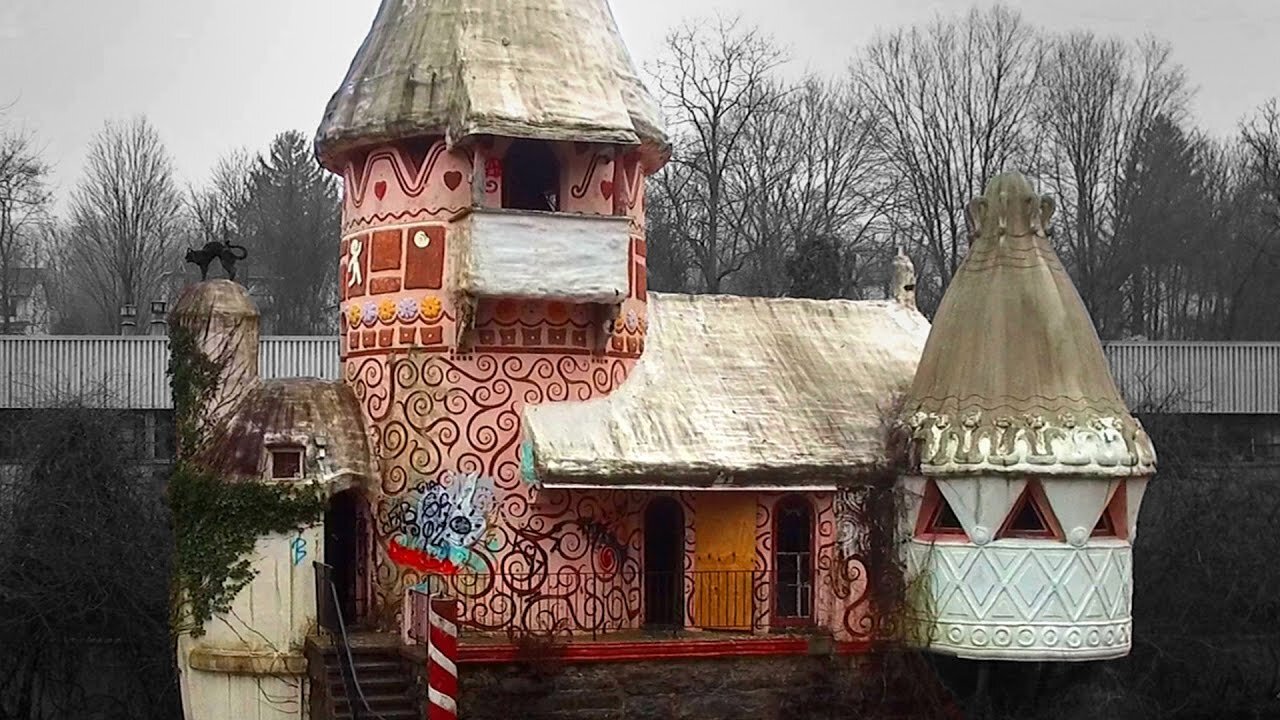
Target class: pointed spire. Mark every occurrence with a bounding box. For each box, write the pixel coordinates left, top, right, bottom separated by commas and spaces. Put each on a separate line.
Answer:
900, 172, 1155, 477
315, 0, 669, 171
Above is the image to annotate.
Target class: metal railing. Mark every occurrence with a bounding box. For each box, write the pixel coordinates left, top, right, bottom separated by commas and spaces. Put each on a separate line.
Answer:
315, 562, 384, 720
405, 569, 778, 641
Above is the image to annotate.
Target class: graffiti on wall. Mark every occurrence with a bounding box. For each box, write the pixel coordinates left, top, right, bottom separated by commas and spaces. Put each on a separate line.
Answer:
290, 535, 308, 566
384, 471, 500, 575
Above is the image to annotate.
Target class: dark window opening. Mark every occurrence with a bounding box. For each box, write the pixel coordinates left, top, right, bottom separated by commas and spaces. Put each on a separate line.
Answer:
930, 499, 964, 532
1092, 510, 1116, 537
643, 497, 684, 630
1001, 485, 1058, 539
270, 447, 303, 479
1093, 483, 1126, 538
502, 140, 560, 212
919, 481, 966, 537
774, 495, 813, 621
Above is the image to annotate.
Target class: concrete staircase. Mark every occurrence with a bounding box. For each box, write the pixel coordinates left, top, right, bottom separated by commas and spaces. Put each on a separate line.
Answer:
307, 634, 421, 720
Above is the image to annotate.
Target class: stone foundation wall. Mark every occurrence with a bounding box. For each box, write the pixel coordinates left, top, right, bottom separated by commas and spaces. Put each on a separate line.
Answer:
457, 654, 867, 720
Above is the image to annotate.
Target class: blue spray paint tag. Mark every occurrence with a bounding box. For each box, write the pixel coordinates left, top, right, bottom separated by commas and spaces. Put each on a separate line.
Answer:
290, 535, 308, 566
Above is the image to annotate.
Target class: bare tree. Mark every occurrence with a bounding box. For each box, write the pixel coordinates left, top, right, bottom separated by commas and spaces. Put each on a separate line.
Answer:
854, 5, 1042, 312
1242, 100, 1280, 234
0, 403, 178, 719
724, 75, 799, 296
652, 15, 786, 293
61, 117, 185, 332
1036, 36, 1189, 336
781, 78, 896, 299
187, 148, 253, 247
0, 125, 51, 334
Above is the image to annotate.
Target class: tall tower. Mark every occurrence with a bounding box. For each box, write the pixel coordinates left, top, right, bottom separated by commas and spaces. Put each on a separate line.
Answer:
315, 0, 668, 624
898, 173, 1156, 661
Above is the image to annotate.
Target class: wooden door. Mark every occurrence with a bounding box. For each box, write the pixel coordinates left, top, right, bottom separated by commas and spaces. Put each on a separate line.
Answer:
694, 494, 756, 630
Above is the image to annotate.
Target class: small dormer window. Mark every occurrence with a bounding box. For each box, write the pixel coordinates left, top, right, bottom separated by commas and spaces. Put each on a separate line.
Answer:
270, 447, 304, 479
502, 140, 559, 212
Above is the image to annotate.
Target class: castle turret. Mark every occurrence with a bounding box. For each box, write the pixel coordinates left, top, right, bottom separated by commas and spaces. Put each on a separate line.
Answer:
169, 279, 260, 429
899, 172, 1155, 661
315, 0, 668, 624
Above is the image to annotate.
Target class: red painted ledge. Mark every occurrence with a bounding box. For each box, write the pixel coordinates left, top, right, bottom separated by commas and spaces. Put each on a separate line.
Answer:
457, 637, 872, 664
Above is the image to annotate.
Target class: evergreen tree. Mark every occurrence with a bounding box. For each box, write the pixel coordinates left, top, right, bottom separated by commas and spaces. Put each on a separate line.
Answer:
237, 131, 340, 334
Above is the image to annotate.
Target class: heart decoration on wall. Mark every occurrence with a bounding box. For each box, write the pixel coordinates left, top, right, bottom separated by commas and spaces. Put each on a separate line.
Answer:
374, 180, 387, 200
443, 171, 463, 191
600, 180, 614, 200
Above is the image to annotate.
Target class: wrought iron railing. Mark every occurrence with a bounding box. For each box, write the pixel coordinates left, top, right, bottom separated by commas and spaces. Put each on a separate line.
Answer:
405, 569, 782, 641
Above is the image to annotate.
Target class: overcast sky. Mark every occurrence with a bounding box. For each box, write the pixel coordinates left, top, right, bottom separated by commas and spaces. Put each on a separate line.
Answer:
2, 0, 1278, 203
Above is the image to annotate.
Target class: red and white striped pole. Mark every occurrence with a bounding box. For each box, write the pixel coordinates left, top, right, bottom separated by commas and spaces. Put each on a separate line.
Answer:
426, 597, 459, 720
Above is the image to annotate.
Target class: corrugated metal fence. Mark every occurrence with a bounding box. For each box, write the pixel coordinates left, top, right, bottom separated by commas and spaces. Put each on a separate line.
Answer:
1106, 342, 1280, 415
0, 336, 340, 409
1, 336, 1276, 413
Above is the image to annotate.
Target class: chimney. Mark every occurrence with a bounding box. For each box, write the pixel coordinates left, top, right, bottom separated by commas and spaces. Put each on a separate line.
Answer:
149, 301, 168, 335
892, 247, 917, 311
119, 304, 138, 335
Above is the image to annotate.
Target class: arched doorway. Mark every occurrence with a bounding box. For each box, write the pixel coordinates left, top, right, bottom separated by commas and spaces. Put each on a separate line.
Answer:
774, 495, 813, 624
643, 497, 684, 629
501, 140, 560, 212
324, 488, 370, 627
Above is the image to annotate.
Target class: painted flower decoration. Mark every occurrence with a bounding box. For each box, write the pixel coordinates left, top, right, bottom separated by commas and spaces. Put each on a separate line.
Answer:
361, 301, 379, 326
377, 298, 397, 322
624, 309, 639, 332
346, 304, 362, 328
396, 296, 419, 322
546, 301, 569, 324
494, 299, 519, 324
420, 295, 442, 321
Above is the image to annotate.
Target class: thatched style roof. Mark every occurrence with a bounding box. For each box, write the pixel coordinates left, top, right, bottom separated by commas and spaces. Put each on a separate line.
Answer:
900, 172, 1156, 477
523, 293, 930, 488
204, 379, 375, 485
315, 0, 669, 170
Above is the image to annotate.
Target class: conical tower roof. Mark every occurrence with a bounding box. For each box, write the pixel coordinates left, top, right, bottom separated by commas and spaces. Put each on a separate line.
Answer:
315, 0, 669, 171
900, 172, 1155, 477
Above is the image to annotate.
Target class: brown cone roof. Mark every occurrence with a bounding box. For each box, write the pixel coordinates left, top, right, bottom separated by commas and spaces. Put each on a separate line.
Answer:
315, 0, 669, 170
901, 173, 1155, 477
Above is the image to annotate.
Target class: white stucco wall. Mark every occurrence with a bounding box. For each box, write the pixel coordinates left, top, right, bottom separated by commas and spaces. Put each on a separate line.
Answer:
178, 525, 323, 720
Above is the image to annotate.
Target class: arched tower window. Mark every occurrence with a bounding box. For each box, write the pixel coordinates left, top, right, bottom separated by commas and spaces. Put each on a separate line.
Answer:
774, 495, 814, 622
502, 140, 560, 212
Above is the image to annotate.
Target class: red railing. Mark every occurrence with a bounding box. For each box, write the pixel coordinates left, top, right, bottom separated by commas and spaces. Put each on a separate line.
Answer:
404, 569, 814, 642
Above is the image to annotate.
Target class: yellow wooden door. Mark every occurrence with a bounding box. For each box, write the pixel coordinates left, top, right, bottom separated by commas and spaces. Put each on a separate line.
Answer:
694, 494, 757, 630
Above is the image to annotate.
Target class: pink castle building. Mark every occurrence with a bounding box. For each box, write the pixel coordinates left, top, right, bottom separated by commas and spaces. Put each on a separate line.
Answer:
170, 1, 1154, 717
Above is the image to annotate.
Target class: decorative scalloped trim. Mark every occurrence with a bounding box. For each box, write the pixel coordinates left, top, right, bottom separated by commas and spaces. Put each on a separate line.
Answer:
904, 409, 1156, 476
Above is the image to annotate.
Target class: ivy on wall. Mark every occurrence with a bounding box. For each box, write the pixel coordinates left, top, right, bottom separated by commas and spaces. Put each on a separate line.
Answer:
167, 323, 325, 637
